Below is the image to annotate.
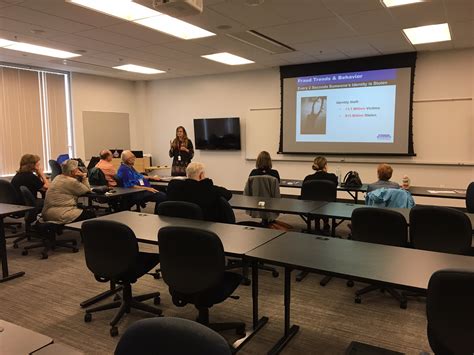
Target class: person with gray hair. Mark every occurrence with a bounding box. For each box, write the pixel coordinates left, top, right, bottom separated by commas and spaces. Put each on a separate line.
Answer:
116, 150, 166, 213
95, 149, 117, 187
42, 159, 95, 224
166, 162, 232, 222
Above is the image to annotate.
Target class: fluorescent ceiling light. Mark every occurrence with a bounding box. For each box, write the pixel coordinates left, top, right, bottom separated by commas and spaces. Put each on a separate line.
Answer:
113, 64, 165, 74
201, 52, 255, 65
66, 0, 160, 21
0, 39, 80, 58
135, 15, 215, 40
403, 23, 451, 45
381, 0, 425, 7
0, 39, 15, 47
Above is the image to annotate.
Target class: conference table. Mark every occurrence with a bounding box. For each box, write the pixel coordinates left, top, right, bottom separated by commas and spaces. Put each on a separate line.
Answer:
66, 211, 285, 351
0, 203, 34, 283
246, 232, 474, 354
0, 319, 53, 354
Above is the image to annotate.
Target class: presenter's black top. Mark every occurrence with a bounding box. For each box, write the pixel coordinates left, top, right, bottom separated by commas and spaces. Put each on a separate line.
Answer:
11, 171, 44, 198
249, 168, 281, 182
167, 178, 232, 222
303, 171, 338, 185
169, 139, 194, 176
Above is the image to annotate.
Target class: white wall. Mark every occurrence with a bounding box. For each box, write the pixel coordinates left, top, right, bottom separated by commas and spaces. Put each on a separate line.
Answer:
70, 73, 144, 159
145, 49, 473, 206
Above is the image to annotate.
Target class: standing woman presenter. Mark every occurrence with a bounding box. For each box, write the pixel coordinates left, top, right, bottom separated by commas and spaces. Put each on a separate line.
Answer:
169, 126, 194, 176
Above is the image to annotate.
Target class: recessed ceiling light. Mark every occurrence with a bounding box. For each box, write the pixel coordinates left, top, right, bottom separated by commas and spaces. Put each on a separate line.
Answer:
113, 64, 165, 74
66, 0, 159, 21
0, 39, 81, 58
30, 29, 46, 35
403, 23, 451, 45
381, 0, 426, 7
201, 52, 254, 65
135, 15, 215, 40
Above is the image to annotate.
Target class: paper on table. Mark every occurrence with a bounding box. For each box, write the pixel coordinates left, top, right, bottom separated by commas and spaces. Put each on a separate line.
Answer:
427, 190, 456, 194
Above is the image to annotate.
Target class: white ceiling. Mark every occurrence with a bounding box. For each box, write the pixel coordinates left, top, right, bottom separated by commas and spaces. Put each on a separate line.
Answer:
0, 0, 472, 81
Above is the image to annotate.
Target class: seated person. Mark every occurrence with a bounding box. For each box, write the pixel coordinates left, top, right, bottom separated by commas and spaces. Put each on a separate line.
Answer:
11, 154, 49, 207
249, 151, 280, 181
167, 162, 232, 222
117, 150, 166, 214
303, 156, 338, 234
367, 163, 400, 193
95, 149, 117, 187
42, 159, 95, 224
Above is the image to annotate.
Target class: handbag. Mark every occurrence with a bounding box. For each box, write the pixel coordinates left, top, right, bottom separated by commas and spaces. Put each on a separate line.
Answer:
342, 171, 363, 187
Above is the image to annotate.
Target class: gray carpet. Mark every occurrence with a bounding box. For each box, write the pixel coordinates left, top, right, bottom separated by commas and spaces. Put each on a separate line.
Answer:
0, 210, 431, 354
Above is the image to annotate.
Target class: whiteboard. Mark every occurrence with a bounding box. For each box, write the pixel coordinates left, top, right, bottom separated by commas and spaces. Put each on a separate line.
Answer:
245, 99, 474, 166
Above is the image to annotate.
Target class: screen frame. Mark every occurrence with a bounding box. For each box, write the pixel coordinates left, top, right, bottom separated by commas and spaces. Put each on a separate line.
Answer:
279, 52, 417, 156
193, 117, 241, 151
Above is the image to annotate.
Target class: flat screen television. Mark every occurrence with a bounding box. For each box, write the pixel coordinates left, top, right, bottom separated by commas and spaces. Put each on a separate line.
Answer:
193, 117, 241, 150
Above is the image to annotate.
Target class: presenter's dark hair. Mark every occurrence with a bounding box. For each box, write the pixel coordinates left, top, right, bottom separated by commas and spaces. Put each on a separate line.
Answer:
172, 126, 189, 148
312, 156, 327, 171
256, 151, 272, 170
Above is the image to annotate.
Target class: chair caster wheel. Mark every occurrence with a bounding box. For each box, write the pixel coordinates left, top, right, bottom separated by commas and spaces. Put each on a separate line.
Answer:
110, 326, 119, 337
272, 271, 279, 278
72, 248, 79, 253
236, 325, 246, 336
13, 243, 18, 249
41, 253, 48, 260
355, 296, 361, 304
241, 278, 251, 286
400, 301, 407, 309
154, 296, 161, 305
21, 250, 28, 256
84, 313, 92, 323
346, 280, 354, 287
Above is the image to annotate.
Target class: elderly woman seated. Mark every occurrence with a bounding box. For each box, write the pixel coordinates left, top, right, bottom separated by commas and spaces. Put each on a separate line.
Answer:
117, 150, 166, 214
42, 159, 95, 224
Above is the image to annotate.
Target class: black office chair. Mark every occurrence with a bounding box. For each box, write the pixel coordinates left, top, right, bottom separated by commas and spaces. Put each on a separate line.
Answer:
156, 201, 204, 220
0, 179, 24, 235
19, 186, 78, 259
466, 182, 474, 213
426, 269, 474, 354
115, 317, 232, 355
298, 180, 338, 283
218, 197, 278, 282
82, 220, 162, 337
410, 206, 472, 255
86, 156, 101, 171
351, 208, 408, 309
49, 159, 62, 181
158, 226, 245, 340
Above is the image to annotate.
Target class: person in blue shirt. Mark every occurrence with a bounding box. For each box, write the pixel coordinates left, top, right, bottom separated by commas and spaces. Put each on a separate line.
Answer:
117, 150, 166, 213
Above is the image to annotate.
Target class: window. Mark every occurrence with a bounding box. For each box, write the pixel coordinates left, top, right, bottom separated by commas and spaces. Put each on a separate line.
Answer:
0, 64, 74, 175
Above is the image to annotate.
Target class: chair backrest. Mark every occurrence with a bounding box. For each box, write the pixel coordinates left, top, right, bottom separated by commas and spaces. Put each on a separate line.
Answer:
49, 160, 62, 181
88, 167, 108, 186
366, 188, 415, 209
301, 180, 337, 202
114, 317, 231, 355
351, 207, 408, 247
156, 201, 204, 220
466, 182, 474, 213
81, 220, 139, 281
19, 186, 39, 225
87, 156, 100, 171
217, 197, 236, 224
158, 226, 225, 295
244, 175, 280, 221
426, 269, 474, 355
0, 179, 22, 204
410, 206, 472, 255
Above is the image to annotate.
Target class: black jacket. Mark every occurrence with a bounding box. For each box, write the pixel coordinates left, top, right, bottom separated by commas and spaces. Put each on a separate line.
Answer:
167, 178, 232, 222
303, 171, 338, 185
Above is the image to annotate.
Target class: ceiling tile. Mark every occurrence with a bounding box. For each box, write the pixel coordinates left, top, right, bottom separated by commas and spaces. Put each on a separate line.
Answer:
181, 7, 246, 34
342, 8, 400, 35
160, 40, 216, 56
444, 0, 474, 22
0, 16, 65, 39
361, 30, 415, 52
259, 17, 356, 45
274, 51, 321, 64
49, 33, 127, 53
75, 28, 152, 49
139, 44, 196, 60
322, 0, 383, 16
0, 5, 93, 33
102, 22, 176, 45
268, 0, 335, 22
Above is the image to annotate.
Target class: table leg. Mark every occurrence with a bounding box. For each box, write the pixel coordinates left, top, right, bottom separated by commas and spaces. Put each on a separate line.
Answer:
355, 191, 359, 203
268, 267, 299, 355
0, 218, 25, 283
232, 259, 268, 351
